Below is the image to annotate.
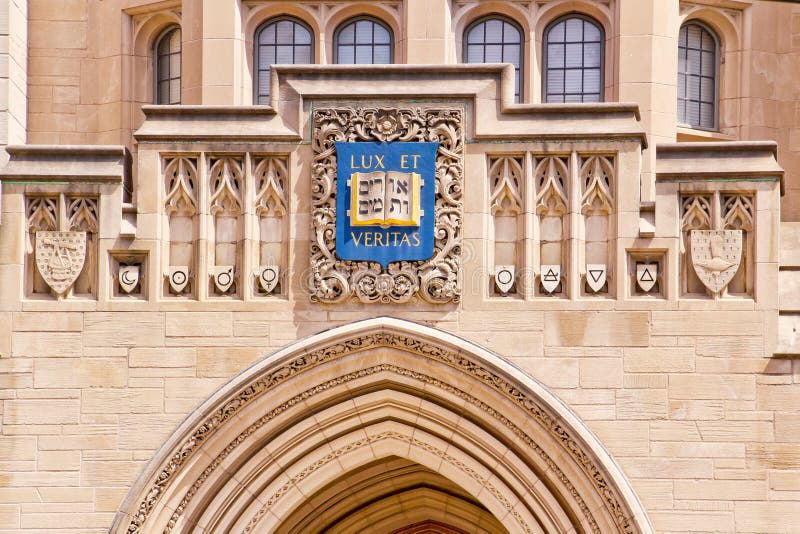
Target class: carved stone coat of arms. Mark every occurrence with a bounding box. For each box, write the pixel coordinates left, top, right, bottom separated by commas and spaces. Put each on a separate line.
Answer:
35, 231, 86, 296
309, 106, 464, 304
690, 229, 742, 294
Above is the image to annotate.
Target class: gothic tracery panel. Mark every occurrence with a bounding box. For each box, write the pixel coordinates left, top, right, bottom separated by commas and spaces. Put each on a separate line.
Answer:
580, 155, 614, 294
722, 194, 754, 295
535, 155, 569, 295
164, 156, 198, 296
488, 155, 524, 295
254, 156, 288, 295
208, 156, 243, 296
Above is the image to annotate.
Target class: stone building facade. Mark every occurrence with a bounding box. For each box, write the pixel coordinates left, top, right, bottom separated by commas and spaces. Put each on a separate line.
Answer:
0, 0, 798, 532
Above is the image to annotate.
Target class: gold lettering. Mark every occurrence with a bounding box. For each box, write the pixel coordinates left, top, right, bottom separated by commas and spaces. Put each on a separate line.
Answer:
374, 232, 384, 246
400, 233, 412, 246
360, 155, 371, 168
374, 155, 385, 169
364, 232, 373, 247
412, 154, 421, 168
391, 231, 401, 246
350, 231, 362, 246
350, 154, 359, 169
411, 232, 421, 246
400, 154, 409, 169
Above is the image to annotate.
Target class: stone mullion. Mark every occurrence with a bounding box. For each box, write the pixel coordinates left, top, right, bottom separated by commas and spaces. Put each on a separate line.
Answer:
197, 153, 209, 301
569, 150, 580, 299
243, 152, 255, 301
523, 151, 535, 300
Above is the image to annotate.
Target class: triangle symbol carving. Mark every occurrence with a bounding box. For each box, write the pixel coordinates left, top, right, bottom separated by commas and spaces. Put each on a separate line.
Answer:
543, 268, 559, 282
639, 267, 654, 282
589, 270, 603, 282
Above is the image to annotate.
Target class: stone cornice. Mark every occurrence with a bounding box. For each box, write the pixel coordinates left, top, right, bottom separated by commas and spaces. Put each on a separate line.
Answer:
656, 141, 784, 194
0, 145, 130, 184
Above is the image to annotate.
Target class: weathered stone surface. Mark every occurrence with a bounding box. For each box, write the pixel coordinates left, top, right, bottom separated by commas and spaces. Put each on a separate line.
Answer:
544, 312, 649, 347
83, 313, 165, 347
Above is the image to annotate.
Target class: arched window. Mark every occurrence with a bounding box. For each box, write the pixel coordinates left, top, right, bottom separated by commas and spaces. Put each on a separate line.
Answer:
334, 17, 392, 64
678, 21, 718, 130
154, 26, 181, 105
464, 16, 523, 103
543, 15, 603, 103
255, 17, 313, 105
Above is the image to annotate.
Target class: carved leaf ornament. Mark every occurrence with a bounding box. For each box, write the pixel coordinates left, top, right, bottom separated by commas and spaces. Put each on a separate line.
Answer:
309, 107, 464, 304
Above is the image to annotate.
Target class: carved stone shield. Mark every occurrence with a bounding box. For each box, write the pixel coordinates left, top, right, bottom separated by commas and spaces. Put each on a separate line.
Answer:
35, 231, 86, 296
494, 265, 515, 294
212, 265, 235, 293
586, 264, 606, 293
690, 230, 742, 294
257, 265, 280, 294
636, 263, 658, 293
168, 266, 190, 294
541, 264, 561, 294
119, 265, 140, 293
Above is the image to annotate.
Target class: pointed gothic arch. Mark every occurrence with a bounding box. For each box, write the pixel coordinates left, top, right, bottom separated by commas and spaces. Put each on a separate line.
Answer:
112, 317, 652, 533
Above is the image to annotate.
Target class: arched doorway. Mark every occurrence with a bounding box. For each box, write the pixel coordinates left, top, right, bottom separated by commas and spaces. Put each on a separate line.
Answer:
112, 317, 652, 533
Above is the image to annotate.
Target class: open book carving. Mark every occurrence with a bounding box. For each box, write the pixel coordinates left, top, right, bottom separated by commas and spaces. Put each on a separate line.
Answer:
348, 171, 422, 227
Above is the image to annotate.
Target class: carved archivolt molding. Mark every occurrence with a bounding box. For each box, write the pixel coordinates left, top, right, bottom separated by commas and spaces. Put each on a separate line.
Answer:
309, 106, 464, 304
123, 328, 640, 534
242, 427, 533, 533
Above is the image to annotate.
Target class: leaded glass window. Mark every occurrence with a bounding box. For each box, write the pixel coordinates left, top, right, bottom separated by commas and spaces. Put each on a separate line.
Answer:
334, 17, 392, 64
155, 26, 181, 105
464, 16, 523, 103
543, 16, 603, 103
678, 22, 718, 130
255, 17, 313, 105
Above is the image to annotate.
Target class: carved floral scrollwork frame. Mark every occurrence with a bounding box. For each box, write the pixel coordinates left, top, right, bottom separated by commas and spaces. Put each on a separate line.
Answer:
309, 106, 464, 304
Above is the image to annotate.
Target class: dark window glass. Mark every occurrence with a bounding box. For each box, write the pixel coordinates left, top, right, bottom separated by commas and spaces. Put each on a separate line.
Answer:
464, 16, 523, 103
155, 27, 181, 105
255, 18, 313, 105
544, 16, 603, 103
677, 22, 718, 129
334, 17, 393, 64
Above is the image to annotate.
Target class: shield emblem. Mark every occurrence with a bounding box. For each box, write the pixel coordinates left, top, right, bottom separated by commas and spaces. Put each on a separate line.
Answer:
168, 266, 190, 294
690, 230, 742, 294
118, 265, 140, 293
35, 231, 86, 296
212, 265, 235, 293
636, 263, 658, 293
586, 264, 606, 293
494, 265, 515, 294
257, 265, 280, 294
541, 264, 561, 294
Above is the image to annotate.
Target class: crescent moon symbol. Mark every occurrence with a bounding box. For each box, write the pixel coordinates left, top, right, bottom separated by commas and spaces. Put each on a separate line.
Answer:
121, 269, 136, 286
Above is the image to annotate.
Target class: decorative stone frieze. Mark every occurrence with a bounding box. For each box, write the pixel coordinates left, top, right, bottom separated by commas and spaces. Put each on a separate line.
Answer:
309, 106, 464, 304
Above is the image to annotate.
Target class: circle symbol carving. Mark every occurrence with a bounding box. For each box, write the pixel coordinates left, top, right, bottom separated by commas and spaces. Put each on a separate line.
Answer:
261, 267, 277, 283
217, 269, 232, 286
497, 269, 513, 285
172, 270, 186, 285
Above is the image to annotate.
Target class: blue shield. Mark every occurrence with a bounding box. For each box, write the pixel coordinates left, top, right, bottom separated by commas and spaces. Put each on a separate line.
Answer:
335, 141, 438, 267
